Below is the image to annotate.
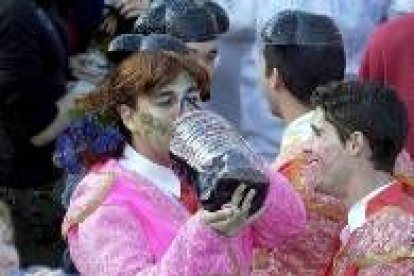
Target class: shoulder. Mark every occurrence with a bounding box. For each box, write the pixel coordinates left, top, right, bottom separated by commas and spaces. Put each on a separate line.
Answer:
368, 14, 414, 45
344, 207, 414, 268
62, 160, 127, 236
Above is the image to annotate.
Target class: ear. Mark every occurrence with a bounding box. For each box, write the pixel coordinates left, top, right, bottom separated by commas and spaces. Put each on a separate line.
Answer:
345, 131, 365, 156
118, 104, 140, 133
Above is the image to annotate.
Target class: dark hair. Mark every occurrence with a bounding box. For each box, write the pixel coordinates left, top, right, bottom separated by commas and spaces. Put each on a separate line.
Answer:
262, 10, 345, 106
311, 80, 409, 173
134, 0, 229, 42
107, 34, 189, 63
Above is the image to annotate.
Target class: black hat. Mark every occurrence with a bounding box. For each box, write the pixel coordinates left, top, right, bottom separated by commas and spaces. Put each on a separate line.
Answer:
134, 0, 229, 42
262, 10, 343, 46
107, 33, 188, 63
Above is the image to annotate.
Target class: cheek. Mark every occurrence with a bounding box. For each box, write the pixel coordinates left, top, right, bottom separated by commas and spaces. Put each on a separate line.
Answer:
312, 137, 341, 166
138, 110, 172, 139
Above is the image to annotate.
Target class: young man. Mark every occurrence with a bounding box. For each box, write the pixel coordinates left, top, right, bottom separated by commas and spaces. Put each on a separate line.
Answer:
309, 80, 413, 274
258, 0, 391, 78
252, 11, 347, 275
262, 10, 345, 166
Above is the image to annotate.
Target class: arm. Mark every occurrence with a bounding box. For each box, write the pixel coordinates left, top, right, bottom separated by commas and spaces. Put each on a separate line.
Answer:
30, 91, 78, 146
250, 171, 306, 248
69, 205, 235, 276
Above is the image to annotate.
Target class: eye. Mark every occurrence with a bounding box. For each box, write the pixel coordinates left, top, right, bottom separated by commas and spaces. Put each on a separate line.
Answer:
186, 89, 202, 105
187, 92, 201, 103
154, 92, 176, 106
207, 50, 218, 63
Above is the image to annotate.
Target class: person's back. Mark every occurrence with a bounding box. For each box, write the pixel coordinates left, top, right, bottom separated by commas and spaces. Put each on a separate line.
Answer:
360, 13, 414, 158
0, 0, 67, 189
0, 0, 68, 267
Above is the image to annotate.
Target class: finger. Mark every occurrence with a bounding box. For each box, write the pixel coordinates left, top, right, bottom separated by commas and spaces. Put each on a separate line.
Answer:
231, 183, 246, 207
201, 208, 233, 224
241, 188, 256, 214
207, 220, 234, 236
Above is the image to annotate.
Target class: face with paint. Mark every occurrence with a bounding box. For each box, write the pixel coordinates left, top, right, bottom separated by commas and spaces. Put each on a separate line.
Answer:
307, 108, 357, 199
119, 70, 202, 163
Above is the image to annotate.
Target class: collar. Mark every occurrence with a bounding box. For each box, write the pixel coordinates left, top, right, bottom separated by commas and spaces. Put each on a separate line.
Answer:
119, 145, 181, 198
286, 110, 315, 133
347, 182, 394, 233
279, 110, 315, 157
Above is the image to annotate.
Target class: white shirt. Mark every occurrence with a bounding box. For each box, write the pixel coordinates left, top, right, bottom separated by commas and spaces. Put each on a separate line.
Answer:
119, 145, 181, 198
277, 111, 315, 162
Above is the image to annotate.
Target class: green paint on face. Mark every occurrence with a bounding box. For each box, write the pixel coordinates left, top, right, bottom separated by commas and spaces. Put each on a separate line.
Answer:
139, 113, 171, 137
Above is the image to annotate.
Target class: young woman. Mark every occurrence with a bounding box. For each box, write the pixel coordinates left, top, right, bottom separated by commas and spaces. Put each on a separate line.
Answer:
56, 51, 305, 275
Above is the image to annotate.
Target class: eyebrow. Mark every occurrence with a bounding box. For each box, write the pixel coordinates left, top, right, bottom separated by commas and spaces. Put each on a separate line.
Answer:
153, 90, 175, 97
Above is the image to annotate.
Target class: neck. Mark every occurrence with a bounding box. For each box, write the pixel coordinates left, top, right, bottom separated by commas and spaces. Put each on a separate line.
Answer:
131, 139, 171, 168
277, 90, 310, 123
345, 167, 394, 208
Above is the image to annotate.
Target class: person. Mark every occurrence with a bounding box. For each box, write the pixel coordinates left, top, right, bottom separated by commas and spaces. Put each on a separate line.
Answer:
0, 201, 67, 276
257, 0, 390, 78
0, 201, 19, 275
308, 80, 413, 274
262, 10, 346, 166
57, 51, 306, 275
212, 0, 284, 162
133, 0, 229, 75
359, 13, 414, 159
0, 0, 70, 188
252, 10, 347, 275
0, 0, 81, 266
